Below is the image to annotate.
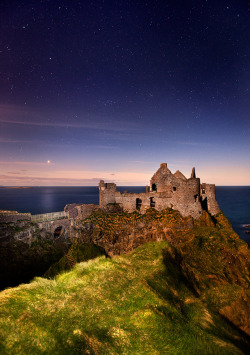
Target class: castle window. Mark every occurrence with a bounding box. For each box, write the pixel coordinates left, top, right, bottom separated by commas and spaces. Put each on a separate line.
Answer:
136, 198, 142, 210
150, 197, 155, 208
202, 189, 205, 194
173, 187, 176, 191
152, 183, 157, 192
194, 194, 198, 202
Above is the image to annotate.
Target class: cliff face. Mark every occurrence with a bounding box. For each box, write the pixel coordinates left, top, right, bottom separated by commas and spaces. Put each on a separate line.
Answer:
77, 208, 194, 256
0, 218, 70, 289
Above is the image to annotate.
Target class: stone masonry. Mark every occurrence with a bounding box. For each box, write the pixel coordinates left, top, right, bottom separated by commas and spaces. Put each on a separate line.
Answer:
99, 163, 220, 219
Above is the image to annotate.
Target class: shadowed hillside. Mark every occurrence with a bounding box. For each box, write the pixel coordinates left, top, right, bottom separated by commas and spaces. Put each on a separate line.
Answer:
0, 209, 249, 354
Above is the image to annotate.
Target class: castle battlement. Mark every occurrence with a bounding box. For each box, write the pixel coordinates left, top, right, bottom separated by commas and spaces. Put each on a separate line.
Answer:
99, 163, 220, 219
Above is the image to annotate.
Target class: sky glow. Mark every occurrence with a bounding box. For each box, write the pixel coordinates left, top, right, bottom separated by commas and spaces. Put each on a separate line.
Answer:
0, 1, 249, 186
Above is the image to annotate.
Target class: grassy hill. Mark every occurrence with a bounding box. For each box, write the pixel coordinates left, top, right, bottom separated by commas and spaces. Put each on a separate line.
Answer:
0, 210, 249, 354
0, 250, 249, 352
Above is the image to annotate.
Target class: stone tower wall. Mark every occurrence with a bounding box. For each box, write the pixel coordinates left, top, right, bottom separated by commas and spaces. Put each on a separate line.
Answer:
169, 178, 203, 218
99, 180, 117, 208
201, 184, 220, 215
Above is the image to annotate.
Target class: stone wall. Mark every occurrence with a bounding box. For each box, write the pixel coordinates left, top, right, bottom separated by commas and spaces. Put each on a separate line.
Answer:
99, 180, 116, 207
115, 192, 149, 212
66, 203, 100, 221
105, 166, 204, 219
201, 183, 220, 215
0, 211, 31, 223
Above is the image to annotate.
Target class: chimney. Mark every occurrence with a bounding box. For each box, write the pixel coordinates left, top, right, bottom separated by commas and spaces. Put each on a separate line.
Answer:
191, 167, 196, 178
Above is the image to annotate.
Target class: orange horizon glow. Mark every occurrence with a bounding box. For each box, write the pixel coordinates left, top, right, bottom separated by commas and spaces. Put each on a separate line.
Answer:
0, 161, 249, 186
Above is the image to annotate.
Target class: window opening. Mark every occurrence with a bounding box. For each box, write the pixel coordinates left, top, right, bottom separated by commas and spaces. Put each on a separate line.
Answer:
136, 198, 142, 210
152, 183, 157, 192
150, 197, 155, 208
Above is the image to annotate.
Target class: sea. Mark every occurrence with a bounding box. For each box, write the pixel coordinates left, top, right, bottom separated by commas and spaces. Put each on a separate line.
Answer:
0, 186, 249, 244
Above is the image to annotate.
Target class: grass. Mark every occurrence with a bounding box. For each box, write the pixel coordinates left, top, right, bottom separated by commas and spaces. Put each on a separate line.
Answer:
44, 242, 106, 278
0, 240, 249, 354
0, 209, 249, 354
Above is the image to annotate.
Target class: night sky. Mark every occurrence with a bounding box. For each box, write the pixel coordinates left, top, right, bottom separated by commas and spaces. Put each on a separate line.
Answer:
0, 0, 249, 186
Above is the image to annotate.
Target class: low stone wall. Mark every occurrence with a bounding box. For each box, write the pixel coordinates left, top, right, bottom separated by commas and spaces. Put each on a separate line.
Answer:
66, 203, 100, 221
0, 211, 31, 223
31, 211, 68, 222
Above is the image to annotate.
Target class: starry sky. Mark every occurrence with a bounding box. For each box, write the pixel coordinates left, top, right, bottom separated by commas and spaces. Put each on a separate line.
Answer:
0, 0, 249, 186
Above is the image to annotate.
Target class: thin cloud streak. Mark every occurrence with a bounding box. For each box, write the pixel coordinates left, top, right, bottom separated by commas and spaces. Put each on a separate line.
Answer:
0, 117, 133, 131
178, 141, 216, 147
0, 104, 138, 132
0, 138, 118, 149
0, 138, 36, 144
0, 161, 54, 166
0, 174, 112, 185
0, 174, 103, 182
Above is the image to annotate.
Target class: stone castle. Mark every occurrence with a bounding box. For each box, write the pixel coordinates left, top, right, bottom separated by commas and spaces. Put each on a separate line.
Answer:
99, 163, 220, 219
0, 163, 220, 246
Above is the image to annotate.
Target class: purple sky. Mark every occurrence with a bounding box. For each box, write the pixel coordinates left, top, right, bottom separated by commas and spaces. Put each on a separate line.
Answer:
0, 0, 249, 186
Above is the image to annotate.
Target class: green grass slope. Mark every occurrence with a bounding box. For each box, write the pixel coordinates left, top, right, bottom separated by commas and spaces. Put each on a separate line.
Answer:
0, 239, 249, 354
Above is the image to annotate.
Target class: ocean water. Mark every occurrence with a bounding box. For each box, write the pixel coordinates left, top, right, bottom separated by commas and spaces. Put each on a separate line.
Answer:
0, 186, 249, 243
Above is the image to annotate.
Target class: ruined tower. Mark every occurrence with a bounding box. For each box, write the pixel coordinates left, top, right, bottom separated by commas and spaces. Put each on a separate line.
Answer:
99, 180, 117, 207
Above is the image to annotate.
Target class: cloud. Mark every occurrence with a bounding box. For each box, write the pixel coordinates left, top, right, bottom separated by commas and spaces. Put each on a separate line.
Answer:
0, 174, 111, 186
0, 167, 152, 186
7, 172, 21, 174
178, 141, 215, 147
0, 137, 118, 149
0, 174, 102, 182
0, 161, 52, 166
0, 138, 35, 144
0, 104, 137, 132
128, 160, 156, 164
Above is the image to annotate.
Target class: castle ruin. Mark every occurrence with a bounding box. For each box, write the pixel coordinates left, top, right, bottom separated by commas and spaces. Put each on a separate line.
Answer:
99, 163, 220, 219
0, 163, 220, 246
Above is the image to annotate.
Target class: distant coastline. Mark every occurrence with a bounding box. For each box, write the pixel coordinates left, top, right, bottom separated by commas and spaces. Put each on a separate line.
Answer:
0, 186, 33, 189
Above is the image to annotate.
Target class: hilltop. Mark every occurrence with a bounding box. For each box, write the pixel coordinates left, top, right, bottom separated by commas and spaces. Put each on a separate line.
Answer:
0, 209, 249, 354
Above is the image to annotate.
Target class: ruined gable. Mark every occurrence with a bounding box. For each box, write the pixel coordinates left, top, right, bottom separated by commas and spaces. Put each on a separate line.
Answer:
174, 170, 187, 181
